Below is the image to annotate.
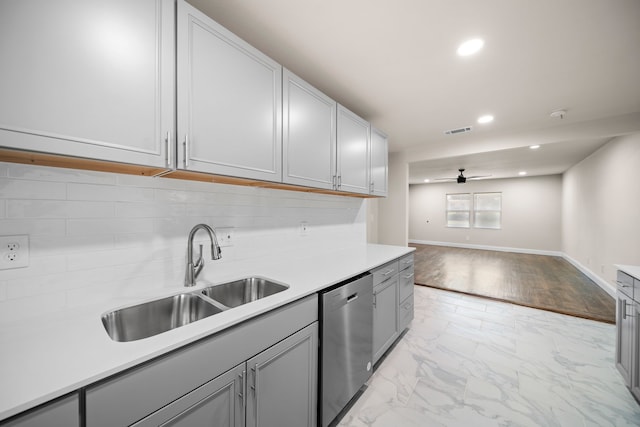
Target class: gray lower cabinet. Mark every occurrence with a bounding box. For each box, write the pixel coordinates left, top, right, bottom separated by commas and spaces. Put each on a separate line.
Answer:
246, 323, 318, 427
616, 289, 634, 387
133, 364, 245, 427
133, 322, 318, 427
372, 265, 399, 364
398, 255, 415, 331
616, 269, 640, 402
0, 394, 79, 427
372, 254, 415, 365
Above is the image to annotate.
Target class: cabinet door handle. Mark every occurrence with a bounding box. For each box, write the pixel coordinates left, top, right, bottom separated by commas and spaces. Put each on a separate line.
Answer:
250, 366, 256, 392
617, 281, 631, 288
238, 370, 245, 402
332, 175, 337, 190
372, 293, 377, 308
370, 182, 374, 193
165, 131, 172, 167
381, 269, 394, 276
403, 273, 414, 280
337, 175, 342, 189
183, 134, 189, 168
623, 300, 636, 319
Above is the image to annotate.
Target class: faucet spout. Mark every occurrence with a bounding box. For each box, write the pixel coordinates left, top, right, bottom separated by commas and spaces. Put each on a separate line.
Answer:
185, 224, 222, 287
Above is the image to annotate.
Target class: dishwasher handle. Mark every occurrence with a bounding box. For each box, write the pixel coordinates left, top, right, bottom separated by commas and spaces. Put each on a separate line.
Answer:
347, 293, 358, 303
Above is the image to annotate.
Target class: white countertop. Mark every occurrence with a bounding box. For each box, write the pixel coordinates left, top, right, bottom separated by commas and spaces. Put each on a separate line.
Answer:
0, 243, 413, 420
616, 264, 640, 280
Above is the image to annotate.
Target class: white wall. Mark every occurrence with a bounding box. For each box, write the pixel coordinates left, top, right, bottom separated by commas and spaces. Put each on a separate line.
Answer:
409, 175, 563, 253
0, 162, 366, 322
378, 152, 409, 246
562, 133, 640, 288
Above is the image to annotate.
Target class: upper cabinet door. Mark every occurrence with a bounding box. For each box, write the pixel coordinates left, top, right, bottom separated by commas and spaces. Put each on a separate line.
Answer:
336, 105, 370, 194
0, 0, 175, 169
283, 70, 336, 190
370, 128, 388, 197
177, 1, 282, 182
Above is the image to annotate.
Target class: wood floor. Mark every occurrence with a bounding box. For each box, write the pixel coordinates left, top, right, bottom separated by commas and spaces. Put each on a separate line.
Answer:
411, 244, 615, 323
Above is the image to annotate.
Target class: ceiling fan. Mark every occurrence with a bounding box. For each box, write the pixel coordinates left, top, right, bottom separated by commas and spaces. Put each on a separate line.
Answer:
434, 168, 491, 184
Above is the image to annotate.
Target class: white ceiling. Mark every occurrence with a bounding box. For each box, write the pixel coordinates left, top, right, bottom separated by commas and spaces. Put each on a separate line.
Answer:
187, 0, 640, 182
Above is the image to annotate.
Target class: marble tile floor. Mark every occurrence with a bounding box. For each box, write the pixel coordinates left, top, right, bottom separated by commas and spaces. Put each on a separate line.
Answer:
338, 286, 640, 427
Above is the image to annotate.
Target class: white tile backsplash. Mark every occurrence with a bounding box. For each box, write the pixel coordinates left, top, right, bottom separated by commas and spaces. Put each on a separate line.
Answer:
0, 162, 366, 321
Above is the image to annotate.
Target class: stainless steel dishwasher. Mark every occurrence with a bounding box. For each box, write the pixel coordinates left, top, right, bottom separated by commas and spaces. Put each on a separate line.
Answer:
320, 273, 373, 427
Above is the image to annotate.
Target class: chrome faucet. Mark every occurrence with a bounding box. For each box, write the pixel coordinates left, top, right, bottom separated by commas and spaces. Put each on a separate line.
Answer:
185, 224, 222, 287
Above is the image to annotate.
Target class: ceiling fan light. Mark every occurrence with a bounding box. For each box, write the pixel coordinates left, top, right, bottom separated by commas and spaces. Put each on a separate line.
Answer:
519, 171, 527, 176
529, 145, 540, 150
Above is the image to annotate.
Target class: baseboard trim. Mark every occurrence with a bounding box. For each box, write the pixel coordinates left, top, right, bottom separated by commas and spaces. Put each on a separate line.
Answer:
561, 254, 616, 298
408, 239, 616, 299
408, 239, 563, 257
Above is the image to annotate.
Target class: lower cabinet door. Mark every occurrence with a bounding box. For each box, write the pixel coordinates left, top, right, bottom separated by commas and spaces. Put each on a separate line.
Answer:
373, 277, 399, 364
133, 364, 245, 427
616, 292, 634, 387
246, 322, 318, 427
631, 302, 640, 401
398, 293, 414, 332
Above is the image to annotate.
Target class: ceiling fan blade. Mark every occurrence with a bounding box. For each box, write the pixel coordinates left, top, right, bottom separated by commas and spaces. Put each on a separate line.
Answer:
433, 177, 456, 181
466, 175, 492, 179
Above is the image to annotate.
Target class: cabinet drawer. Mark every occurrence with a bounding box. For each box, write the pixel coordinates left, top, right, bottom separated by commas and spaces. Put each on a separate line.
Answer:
372, 261, 399, 286
399, 267, 414, 302
398, 254, 414, 272
617, 271, 634, 299
399, 294, 414, 331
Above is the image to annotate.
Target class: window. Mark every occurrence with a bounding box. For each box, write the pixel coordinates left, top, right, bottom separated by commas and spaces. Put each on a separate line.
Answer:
446, 193, 471, 228
446, 192, 502, 229
473, 192, 502, 229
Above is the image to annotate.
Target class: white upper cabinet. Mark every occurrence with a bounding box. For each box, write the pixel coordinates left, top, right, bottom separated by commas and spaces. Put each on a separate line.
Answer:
0, 0, 175, 168
370, 128, 389, 197
337, 105, 370, 194
177, 1, 282, 182
283, 69, 336, 190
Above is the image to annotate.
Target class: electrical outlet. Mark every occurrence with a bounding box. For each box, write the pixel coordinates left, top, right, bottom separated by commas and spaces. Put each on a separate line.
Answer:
216, 227, 234, 247
300, 221, 309, 236
0, 235, 29, 270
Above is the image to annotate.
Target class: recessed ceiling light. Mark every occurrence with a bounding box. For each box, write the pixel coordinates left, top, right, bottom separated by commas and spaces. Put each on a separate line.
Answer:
424, 179, 430, 183
519, 171, 527, 176
529, 145, 540, 150
457, 38, 484, 56
477, 115, 494, 124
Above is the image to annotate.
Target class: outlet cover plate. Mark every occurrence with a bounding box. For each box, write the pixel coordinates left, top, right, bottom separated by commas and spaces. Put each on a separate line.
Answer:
216, 228, 234, 247
0, 235, 29, 269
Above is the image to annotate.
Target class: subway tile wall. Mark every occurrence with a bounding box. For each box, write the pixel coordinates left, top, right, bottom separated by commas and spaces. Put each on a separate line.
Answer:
0, 162, 366, 322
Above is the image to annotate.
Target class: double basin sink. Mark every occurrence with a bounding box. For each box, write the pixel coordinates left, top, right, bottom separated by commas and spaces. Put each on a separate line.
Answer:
102, 277, 288, 342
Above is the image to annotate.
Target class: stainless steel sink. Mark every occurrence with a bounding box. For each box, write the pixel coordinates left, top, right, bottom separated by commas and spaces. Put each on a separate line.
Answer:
102, 293, 223, 342
201, 277, 288, 308
102, 277, 288, 342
